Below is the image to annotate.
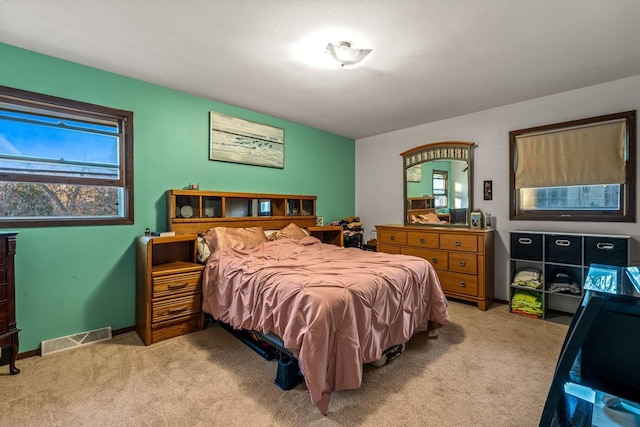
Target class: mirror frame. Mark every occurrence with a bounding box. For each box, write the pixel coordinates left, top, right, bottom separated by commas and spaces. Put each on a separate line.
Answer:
401, 141, 475, 227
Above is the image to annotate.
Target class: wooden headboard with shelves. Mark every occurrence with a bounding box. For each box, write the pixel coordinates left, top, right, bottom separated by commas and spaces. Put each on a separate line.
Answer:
166, 189, 317, 235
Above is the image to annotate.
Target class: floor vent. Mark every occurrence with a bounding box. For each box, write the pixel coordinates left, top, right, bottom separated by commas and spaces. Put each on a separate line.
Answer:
41, 326, 112, 356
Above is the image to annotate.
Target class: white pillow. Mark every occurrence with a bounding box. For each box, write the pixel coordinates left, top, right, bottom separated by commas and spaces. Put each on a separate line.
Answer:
197, 236, 211, 263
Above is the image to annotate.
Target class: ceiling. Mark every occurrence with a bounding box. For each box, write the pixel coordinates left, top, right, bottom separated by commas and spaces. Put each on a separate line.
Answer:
2, 1, 640, 140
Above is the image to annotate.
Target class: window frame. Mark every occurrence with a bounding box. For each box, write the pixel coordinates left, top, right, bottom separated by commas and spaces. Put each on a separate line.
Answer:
509, 110, 635, 222
0, 85, 134, 227
432, 169, 448, 208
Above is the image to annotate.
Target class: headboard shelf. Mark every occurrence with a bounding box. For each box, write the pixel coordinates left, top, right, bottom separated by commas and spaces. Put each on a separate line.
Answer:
166, 190, 317, 235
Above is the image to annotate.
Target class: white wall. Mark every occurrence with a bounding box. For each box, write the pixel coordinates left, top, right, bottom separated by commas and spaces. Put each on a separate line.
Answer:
356, 75, 640, 302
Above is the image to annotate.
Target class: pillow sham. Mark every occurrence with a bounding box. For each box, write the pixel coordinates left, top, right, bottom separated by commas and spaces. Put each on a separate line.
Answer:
267, 223, 308, 241
196, 235, 211, 263
202, 226, 267, 254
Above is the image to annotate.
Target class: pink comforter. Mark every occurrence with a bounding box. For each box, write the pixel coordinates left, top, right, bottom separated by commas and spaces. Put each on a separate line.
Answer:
202, 236, 449, 414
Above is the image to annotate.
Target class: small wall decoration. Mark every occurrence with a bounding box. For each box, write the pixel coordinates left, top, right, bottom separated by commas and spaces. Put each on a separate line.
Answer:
210, 111, 284, 168
483, 180, 493, 200
407, 165, 421, 182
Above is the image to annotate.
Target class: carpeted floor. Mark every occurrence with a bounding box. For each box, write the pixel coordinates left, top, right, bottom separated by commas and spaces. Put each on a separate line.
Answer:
0, 301, 568, 426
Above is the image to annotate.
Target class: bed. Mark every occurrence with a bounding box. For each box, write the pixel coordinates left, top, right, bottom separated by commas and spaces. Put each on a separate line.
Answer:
197, 222, 450, 415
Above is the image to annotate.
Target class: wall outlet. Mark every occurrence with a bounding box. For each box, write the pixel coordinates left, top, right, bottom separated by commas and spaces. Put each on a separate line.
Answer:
316, 216, 324, 226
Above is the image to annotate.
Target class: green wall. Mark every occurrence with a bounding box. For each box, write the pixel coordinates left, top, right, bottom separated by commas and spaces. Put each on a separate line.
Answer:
0, 43, 355, 352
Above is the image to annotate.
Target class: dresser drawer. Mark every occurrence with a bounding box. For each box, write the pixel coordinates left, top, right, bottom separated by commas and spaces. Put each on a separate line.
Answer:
378, 229, 407, 246
378, 244, 401, 254
406, 232, 439, 249
152, 271, 201, 298
152, 295, 201, 325
449, 253, 477, 275
511, 233, 543, 261
0, 268, 5, 284
0, 253, 6, 268
401, 247, 448, 271
584, 236, 628, 267
438, 271, 478, 296
0, 283, 6, 301
440, 234, 477, 252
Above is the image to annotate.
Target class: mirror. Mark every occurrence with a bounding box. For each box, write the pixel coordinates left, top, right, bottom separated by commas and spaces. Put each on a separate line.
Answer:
402, 141, 474, 227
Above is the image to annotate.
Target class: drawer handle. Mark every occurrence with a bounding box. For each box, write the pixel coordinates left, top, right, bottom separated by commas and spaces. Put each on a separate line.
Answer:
596, 242, 614, 250
459, 281, 466, 288
420, 238, 425, 244
455, 240, 461, 246
459, 260, 465, 267
168, 282, 188, 290
555, 239, 571, 247
432, 258, 438, 264
167, 306, 188, 314
518, 238, 532, 245
390, 236, 395, 241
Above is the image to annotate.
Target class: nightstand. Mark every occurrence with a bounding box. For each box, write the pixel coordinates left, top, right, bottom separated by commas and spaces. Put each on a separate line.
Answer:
136, 234, 204, 345
307, 226, 344, 247
363, 240, 377, 252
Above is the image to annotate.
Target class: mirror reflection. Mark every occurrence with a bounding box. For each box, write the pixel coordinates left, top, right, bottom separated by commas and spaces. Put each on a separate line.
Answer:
402, 142, 474, 226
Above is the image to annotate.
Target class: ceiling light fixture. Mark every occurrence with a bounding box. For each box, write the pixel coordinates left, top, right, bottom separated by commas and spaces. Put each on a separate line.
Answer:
326, 41, 372, 67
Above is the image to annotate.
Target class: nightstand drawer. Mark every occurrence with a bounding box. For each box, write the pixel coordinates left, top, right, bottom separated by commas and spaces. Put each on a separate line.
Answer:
440, 234, 477, 252
152, 295, 201, 325
449, 253, 477, 275
152, 271, 201, 298
151, 316, 201, 343
401, 247, 448, 271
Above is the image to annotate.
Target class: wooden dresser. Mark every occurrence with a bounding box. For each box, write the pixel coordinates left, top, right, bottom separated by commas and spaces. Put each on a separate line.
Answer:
0, 232, 19, 374
136, 234, 204, 345
376, 225, 494, 310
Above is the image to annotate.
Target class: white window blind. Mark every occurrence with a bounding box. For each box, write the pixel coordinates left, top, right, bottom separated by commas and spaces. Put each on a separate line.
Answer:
514, 120, 627, 189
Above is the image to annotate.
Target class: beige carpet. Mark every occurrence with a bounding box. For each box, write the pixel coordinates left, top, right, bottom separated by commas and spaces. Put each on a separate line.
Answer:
1, 301, 567, 426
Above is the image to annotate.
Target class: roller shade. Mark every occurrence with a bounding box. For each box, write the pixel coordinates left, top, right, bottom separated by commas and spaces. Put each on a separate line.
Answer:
515, 120, 627, 189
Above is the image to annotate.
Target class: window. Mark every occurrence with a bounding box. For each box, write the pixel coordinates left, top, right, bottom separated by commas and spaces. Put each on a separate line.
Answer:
0, 86, 133, 227
432, 170, 448, 208
509, 110, 635, 222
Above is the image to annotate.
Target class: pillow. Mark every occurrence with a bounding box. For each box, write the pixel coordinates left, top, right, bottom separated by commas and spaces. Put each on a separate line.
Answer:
196, 235, 211, 263
264, 229, 280, 239
267, 223, 308, 241
202, 226, 267, 253
417, 213, 442, 223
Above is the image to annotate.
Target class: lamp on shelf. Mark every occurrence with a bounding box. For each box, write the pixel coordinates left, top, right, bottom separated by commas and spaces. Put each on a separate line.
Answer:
326, 41, 372, 67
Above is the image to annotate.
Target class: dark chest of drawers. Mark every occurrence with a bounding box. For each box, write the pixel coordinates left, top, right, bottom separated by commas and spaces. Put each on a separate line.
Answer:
0, 232, 19, 375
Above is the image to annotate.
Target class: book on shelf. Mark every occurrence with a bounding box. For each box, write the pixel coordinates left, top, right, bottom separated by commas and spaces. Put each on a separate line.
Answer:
150, 231, 175, 237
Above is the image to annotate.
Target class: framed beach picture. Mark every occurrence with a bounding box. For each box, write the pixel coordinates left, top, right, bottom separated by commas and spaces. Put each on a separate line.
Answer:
407, 165, 421, 182
209, 111, 284, 168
